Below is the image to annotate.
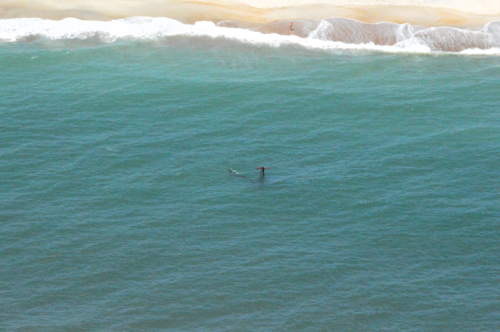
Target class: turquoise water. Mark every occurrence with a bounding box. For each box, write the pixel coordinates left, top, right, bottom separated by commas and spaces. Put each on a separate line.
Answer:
2, 38, 500, 330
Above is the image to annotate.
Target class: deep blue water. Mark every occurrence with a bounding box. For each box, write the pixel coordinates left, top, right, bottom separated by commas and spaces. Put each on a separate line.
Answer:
1, 39, 500, 330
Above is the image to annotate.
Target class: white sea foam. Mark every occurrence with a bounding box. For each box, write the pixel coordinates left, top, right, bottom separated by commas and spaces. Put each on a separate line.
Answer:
460, 47, 500, 55
0, 17, 499, 55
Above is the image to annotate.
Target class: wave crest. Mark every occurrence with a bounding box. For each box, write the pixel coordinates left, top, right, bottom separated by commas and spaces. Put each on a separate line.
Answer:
309, 18, 422, 46
1, 17, 500, 54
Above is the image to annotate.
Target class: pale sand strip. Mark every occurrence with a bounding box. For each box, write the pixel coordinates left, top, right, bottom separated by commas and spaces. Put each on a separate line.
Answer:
1, 0, 499, 27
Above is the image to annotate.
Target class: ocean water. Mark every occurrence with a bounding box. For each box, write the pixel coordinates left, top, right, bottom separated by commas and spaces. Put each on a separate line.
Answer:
1, 18, 500, 331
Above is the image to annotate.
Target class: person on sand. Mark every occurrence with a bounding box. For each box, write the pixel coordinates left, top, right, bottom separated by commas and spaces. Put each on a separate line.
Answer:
256, 166, 271, 178
289, 22, 293, 31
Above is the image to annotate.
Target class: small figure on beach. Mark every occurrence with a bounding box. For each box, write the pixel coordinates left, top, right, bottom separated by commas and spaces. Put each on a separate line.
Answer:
255, 166, 271, 178
289, 22, 293, 31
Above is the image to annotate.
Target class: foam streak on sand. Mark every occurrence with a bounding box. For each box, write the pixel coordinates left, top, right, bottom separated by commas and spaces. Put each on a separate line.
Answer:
1, 16, 500, 54
1, 0, 500, 27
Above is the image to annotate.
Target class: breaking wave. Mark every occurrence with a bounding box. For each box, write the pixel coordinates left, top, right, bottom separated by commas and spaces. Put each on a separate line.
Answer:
1, 17, 500, 54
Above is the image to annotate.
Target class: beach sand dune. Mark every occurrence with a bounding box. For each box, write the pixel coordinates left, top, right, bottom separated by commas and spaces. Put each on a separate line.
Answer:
1, 0, 499, 27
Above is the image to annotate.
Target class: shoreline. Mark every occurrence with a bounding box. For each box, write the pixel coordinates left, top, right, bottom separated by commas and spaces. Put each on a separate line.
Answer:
1, 1, 500, 28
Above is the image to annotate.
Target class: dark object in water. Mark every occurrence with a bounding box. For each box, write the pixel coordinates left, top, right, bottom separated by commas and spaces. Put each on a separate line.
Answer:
255, 166, 271, 178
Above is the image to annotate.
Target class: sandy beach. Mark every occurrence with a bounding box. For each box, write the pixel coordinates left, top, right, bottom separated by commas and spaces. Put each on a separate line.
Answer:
1, 0, 499, 27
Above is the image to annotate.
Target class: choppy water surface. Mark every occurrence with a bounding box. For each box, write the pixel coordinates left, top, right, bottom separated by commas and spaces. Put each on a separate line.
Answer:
1, 36, 500, 330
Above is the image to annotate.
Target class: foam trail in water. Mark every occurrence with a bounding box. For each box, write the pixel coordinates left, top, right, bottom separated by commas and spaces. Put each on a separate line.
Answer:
1, 17, 500, 54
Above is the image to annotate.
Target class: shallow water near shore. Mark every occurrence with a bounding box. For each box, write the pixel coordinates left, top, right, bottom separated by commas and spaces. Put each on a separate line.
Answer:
1, 38, 500, 330
3, 0, 500, 27
3, 17, 500, 54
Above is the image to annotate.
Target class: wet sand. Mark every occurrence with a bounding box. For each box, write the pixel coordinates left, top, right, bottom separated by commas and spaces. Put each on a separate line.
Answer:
1, 0, 499, 27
